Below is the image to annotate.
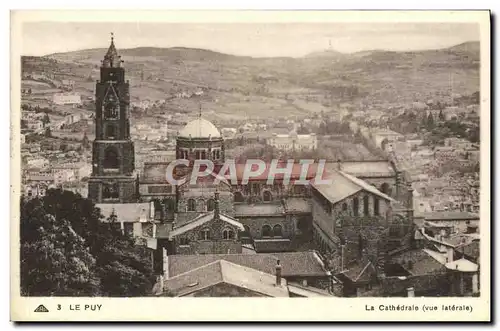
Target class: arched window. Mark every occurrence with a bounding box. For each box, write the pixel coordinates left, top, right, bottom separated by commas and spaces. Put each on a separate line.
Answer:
363, 195, 370, 216
216, 150, 221, 159
198, 199, 206, 212
104, 102, 119, 119
164, 199, 175, 212
195, 151, 200, 159
106, 124, 117, 139
273, 224, 283, 237
102, 182, 119, 199
352, 197, 359, 216
206, 198, 215, 212
241, 225, 251, 238
212, 150, 216, 159
342, 203, 348, 212
374, 197, 380, 216
262, 225, 272, 237
199, 229, 211, 240
103, 147, 119, 169
187, 199, 196, 212
263, 191, 272, 202
223, 228, 235, 240
201, 150, 206, 159
183, 150, 188, 159
380, 183, 391, 196
233, 191, 244, 203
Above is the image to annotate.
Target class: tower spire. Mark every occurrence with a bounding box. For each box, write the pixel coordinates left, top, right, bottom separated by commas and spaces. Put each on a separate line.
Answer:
103, 32, 119, 67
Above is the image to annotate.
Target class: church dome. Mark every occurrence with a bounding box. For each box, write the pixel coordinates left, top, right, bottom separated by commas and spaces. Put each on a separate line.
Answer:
178, 118, 221, 139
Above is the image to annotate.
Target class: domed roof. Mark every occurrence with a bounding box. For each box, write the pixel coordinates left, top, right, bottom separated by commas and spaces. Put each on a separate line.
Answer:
178, 118, 221, 139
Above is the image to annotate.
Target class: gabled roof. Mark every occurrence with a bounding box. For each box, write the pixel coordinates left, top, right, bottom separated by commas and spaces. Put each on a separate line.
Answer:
311, 169, 394, 205
164, 260, 289, 297
342, 261, 377, 283
333, 161, 396, 178
168, 211, 244, 239
168, 251, 329, 279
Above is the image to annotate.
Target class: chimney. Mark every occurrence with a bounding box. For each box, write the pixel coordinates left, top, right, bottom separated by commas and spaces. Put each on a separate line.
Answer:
214, 190, 220, 220
275, 259, 282, 286
407, 287, 415, 297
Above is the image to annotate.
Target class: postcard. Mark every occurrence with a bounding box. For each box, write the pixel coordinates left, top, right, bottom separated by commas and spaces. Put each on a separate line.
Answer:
10, 10, 490, 322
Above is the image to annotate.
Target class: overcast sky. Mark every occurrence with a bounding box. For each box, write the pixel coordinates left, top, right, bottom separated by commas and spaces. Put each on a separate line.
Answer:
22, 22, 479, 58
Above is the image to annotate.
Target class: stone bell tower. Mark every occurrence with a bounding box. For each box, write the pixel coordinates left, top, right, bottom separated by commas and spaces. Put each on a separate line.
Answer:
88, 33, 137, 203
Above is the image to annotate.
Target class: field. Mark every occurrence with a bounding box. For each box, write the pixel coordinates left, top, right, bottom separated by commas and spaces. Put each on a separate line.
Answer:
21, 41, 480, 124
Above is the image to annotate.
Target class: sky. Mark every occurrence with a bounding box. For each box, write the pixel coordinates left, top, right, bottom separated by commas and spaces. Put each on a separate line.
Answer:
21, 22, 479, 58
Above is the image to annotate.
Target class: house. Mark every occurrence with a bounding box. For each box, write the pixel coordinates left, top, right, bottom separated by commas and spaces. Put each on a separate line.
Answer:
158, 259, 290, 297
416, 211, 480, 234
52, 93, 81, 106
156, 249, 332, 296
167, 204, 245, 255
267, 131, 317, 152
97, 202, 155, 238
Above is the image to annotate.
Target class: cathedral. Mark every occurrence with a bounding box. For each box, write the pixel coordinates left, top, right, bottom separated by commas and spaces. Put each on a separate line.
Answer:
89, 37, 415, 274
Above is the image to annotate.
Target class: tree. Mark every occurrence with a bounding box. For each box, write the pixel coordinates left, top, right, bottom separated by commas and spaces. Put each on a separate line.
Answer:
42, 113, 50, 126
21, 207, 100, 296
82, 132, 90, 149
438, 109, 445, 121
20, 189, 156, 297
427, 112, 435, 129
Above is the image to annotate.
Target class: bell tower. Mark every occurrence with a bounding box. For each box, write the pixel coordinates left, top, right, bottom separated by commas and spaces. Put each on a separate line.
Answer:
88, 33, 137, 203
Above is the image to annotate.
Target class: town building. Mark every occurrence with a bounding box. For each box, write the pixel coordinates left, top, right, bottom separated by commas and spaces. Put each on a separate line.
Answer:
52, 92, 82, 106
267, 131, 317, 152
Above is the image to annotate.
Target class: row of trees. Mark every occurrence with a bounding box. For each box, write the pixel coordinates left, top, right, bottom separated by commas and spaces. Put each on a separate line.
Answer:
21, 189, 156, 296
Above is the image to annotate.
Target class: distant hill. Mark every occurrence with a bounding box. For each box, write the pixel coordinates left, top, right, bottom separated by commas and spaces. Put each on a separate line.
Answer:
304, 49, 345, 59
21, 40, 480, 119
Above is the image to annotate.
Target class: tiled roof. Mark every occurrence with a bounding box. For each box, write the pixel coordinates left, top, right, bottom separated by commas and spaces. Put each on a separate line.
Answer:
234, 203, 285, 216
284, 198, 311, 213
391, 249, 448, 276
169, 212, 244, 238
312, 170, 393, 205
334, 161, 396, 177
168, 251, 329, 278
97, 203, 152, 223
462, 241, 480, 260
422, 211, 479, 221
253, 239, 292, 253
164, 260, 289, 297
287, 283, 334, 297
342, 261, 377, 283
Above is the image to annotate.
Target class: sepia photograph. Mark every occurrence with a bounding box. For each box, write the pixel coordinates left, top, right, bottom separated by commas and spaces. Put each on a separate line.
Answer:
10, 10, 490, 322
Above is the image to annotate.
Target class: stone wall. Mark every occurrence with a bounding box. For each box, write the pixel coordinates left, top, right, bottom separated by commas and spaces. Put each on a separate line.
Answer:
237, 215, 290, 239
172, 217, 242, 255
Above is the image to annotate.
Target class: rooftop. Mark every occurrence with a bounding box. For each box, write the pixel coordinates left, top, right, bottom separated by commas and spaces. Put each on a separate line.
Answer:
169, 211, 244, 239
328, 161, 396, 178
422, 211, 479, 221
163, 259, 289, 297
312, 170, 393, 205
178, 118, 221, 139
168, 251, 329, 279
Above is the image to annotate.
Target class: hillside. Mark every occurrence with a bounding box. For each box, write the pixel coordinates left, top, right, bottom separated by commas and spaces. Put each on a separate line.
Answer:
21, 41, 480, 120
